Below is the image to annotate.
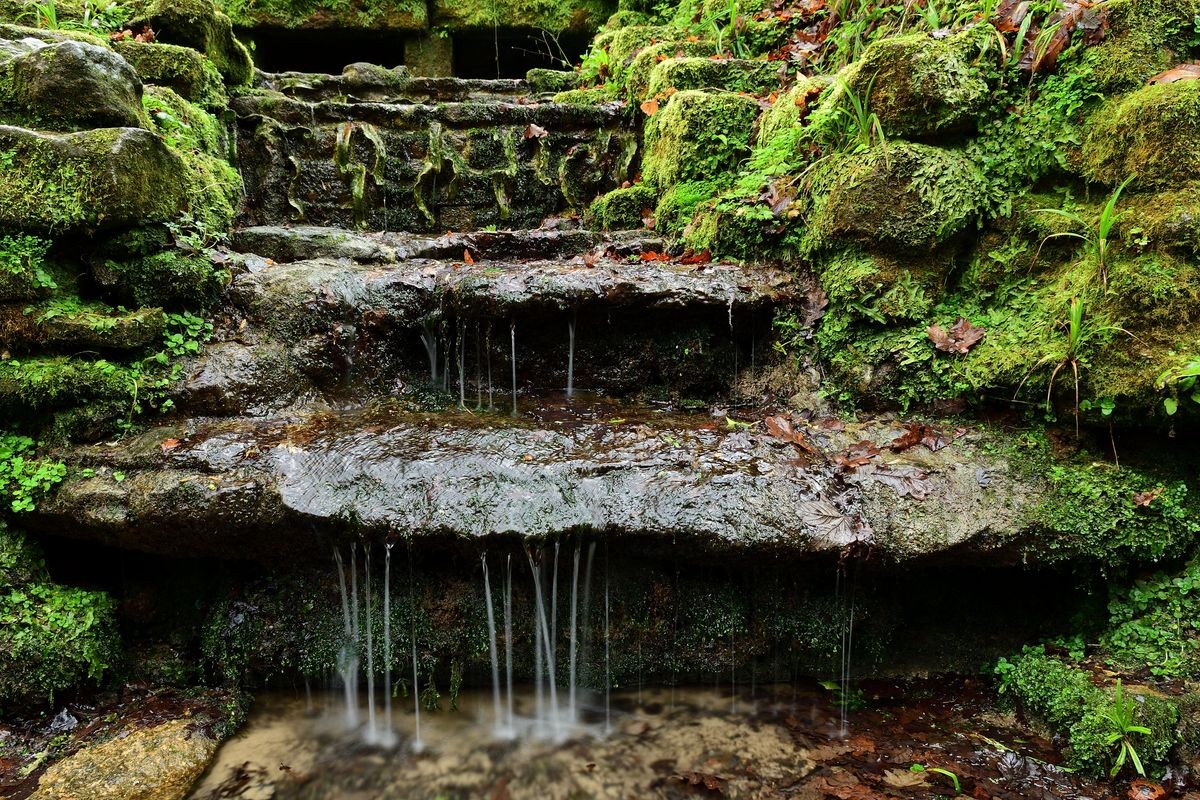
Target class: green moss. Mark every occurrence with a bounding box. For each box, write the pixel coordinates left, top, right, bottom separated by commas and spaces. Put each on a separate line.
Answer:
2, 299, 166, 351
644, 56, 778, 98
845, 26, 991, 139
757, 75, 830, 145
114, 40, 226, 107
0, 125, 186, 233
142, 85, 240, 232
998, 646, 1179, 777
1118, 187, 1200, 256
643, 89, 758, 191
1087, 0, 1200, 92
682, 199, 776, 260
431, 0, 612, 33
224, 0, 425, 29
623, 38, 712, 100
802, 141, 991, 251
526, 67, 581, 94
127, 0, 252, 84
585, 183, 656, 229
97, 249, 228, 308
0, 234, 57, 301
1030, 459, 1200, 565
0, 525, 118, 708
552, 84, 619, 105
0, 356, 136, 413
654, 178, 724, 238
1084, 81, 1200, 190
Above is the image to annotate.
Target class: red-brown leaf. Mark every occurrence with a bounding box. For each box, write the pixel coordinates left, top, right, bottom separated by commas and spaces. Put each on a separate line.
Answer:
679, 249, 712, 265
463, 249, 476, 265
160, 438, 180, 452
639, 99, 660, 116
927, 316, 986, 354
1150, 62, 1200, 83
1134, 487, 1164, 507
523, 123, 549, 139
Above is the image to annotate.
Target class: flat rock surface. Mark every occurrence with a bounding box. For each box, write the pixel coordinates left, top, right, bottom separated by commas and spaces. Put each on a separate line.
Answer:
33, 402, 1040, 561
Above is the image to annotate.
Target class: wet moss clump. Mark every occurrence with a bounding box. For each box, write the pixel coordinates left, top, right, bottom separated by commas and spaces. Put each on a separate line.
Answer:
642, 90, 759, 191
1084, 80, 1200, 190
0, 523, 119, 709
585, 184, 655, 230
115, 40, 227, 108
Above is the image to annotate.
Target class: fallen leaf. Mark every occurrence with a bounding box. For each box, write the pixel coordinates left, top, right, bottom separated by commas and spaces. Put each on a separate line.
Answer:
1150, 62, 1200, 83
764, 415, 820, 454
860, 464, 935, 500
1128, 778, 1167, 800
1134, 487, 1164, 507
927, 316, 986, 354
583, 251, 601, 267
464, 249, 476, 265
160, 438, 180, 452
834, 439, 879, 471
674, 771, 725, 794
798, 500, 855, 541
800, 287, 829, 328
679, 249, 712, 265
883, 768, 928, 788
640, 99, 660, 116
523, 123, 548, 139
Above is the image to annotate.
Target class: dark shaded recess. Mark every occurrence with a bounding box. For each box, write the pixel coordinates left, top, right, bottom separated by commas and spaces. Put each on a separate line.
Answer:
37, 532, 1101, 688
452, 28, 591, 78
239, 27, 406, 74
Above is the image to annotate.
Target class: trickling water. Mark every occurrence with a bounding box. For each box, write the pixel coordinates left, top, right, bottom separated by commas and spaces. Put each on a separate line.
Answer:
579, 542, 596, 696
333, 549, 358, 728
528, 551, 560, 739
604, 552, 611, 735
457, 320, 466, 409
420, 319, 439, 385
383, 543, 394, 746
566, 311, 576, 398
510, 320, 518, 417
567, 543, 580, 721
364, 546, 376, 741
481, 554, 504, 736
504, 554, 515, 734
486, 323, 495, 410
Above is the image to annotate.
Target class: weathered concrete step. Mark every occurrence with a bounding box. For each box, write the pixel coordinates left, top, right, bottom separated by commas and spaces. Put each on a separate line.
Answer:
234, 96, 636, 231
227, 246, 794, 338
230, 225, 661, 265
31, 402, 1033, 561
258, 68, 534, 104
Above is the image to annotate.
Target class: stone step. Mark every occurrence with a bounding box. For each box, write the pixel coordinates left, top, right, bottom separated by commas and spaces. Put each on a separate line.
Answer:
31, 401, 1028, 562
258, 69, 534, 104
177, 231, 794, 415
232, 93, 635, 232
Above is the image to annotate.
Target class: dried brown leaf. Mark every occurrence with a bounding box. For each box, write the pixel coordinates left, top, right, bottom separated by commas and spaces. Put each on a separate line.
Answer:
523, 123, 549, 139
1150, 62, 1200, 83
927, 316, 986, 354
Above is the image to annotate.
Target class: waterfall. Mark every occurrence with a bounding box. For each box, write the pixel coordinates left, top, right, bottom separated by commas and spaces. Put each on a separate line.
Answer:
482, 554, 504, 737
566, 311, 576, 398
364, 546, 377, 741
510, 320, 518, 417
420, 319, 439, 385
383, 543, 394, 746
528, 550, 560, 739
503, 554, 514, 735
567, 542, 580, 722
409, 546, 424, 752
333, 548, 359, 728
604, 559, 611, 735
580, 542, 596, 698
457, 320, 466, 409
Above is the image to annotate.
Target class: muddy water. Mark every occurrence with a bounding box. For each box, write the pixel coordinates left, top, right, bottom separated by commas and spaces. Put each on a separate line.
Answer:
190, 681, 1119, 800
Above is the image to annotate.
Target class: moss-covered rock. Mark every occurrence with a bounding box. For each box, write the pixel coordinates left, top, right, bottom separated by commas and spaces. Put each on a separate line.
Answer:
757, 75, 831, 145
127, 0, 252, 85
431, 0, 612, 33
1083, 80, 1200, 190
624, 38, 712, 100
94, 249, 228, 308
142, 85, 240, 231
552, 83, 619, 105
845, 26, 990, 139
0, 526, 118, 708
224, 0, 425, 30
0, 125, 186, 232
645, 56, 779, 98
1118, 187, 1200, 256
585, 183, 656, 229
114, 40, 226, 107
1087, 0, 1200, 91
0, 302, 165, 351
0, 234, 58, 302
0, 39, 148, 130
803, 141, 989, 251
0, 356, 137, 413
30, 718, 215, 800
643, 89, 758, 191
526, 67, 581, 94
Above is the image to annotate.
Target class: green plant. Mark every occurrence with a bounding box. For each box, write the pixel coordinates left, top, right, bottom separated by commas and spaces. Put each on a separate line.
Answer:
19, 0, 60, 28
0, 235, 57, 291
821, 76, 889, 165
1035, 176, 1134, 289
0, 436, 66, 513
1103, 680, 1153, 777
910, 763, 961, 793
1156, 358, 1200, 415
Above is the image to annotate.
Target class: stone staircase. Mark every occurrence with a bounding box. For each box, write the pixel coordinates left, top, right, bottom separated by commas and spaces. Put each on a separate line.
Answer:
233, 68, 634, 232
32, 74, 1037, 566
